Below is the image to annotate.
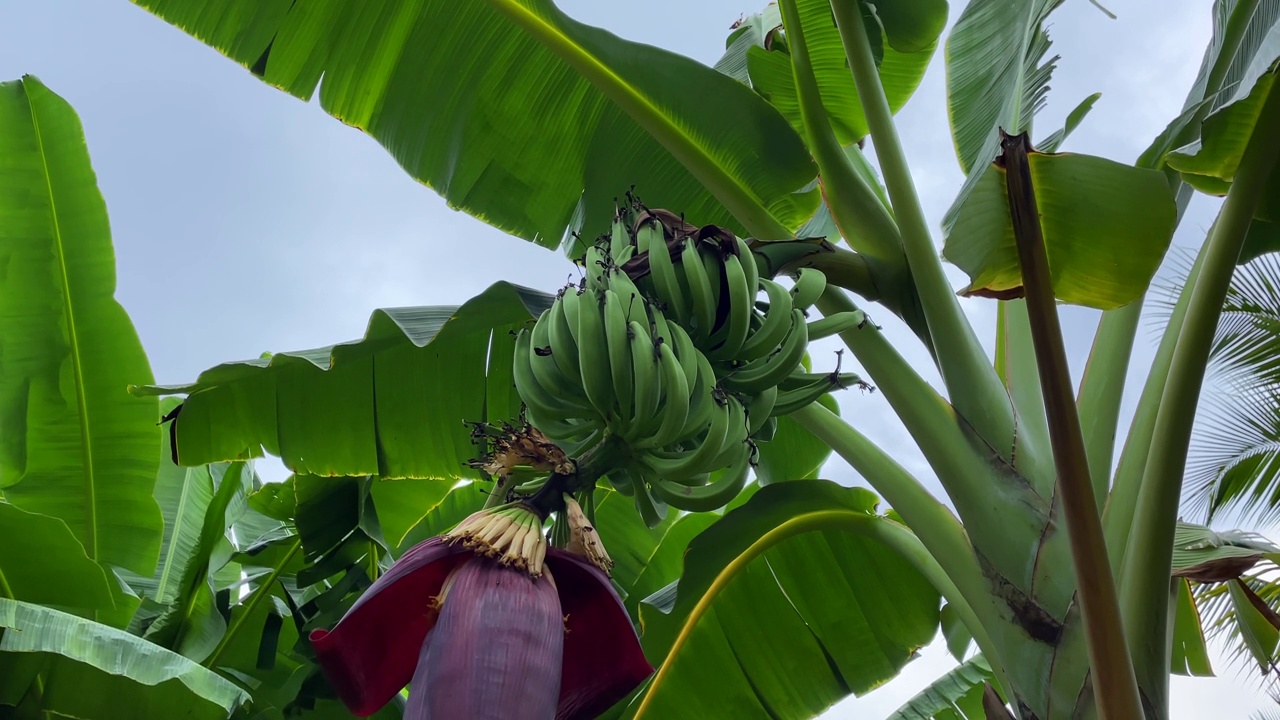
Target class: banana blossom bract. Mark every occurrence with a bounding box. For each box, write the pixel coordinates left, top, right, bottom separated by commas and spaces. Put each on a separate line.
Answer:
310, 536, 653, 719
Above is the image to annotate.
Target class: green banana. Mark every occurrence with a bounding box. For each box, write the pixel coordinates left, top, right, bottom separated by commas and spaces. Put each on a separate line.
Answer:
779, 371, 866, 391
635, 214, 664, 256
681, 238, 716, 341
514, 330, 584, 430
638, 393, 733, 479
738, 278, 795, 363
744, 384, 778, 436
549, 293, 582, 381
643, 341, 690, 450
699, 242, 725, 333
646, 227, 687, 325
576, 289, 616, 421
603, 290, 634, 423
647, 301, 674, 347
665, 320, 701, 393
773, 377, 843, 416
627, 319, 663, 441
585, 244, 610, 292
735, 237, 760, 310
608, 264, 646, 318
678, 352, 718, 440
789, 267, 827, 311
807, 310, 867, 340
647, 438, 753, 513
605, 468, 635, 497
631, 470, 668, 528
706, 251, 753, 362
722, 309, 809, 394
610, 214, 631, 258
529, 311, 593, 411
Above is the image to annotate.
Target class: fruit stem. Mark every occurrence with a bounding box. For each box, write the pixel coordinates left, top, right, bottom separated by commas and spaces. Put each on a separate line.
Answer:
527, 433, 630, 516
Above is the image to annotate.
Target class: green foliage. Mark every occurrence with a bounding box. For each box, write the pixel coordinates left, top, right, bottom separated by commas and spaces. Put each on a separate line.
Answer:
735, 0, 942, 146
629, 481, 941, 718
130, 0, 819, 246
0, 75, 163, 576
885, 655, 995, 720
0, 598, 248, 719
133, 283, 554, 479
944, 152, 1177, 309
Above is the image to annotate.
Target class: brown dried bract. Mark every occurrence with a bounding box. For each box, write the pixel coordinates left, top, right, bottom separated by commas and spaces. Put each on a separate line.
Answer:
563, 496, 614, 576
468, 418, 573, 478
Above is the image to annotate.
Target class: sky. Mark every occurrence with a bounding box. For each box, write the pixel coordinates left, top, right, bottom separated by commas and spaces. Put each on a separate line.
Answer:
0, 0, 1271, 717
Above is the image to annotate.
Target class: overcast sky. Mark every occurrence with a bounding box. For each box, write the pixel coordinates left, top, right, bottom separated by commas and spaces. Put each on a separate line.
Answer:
1, 0, 1269, 717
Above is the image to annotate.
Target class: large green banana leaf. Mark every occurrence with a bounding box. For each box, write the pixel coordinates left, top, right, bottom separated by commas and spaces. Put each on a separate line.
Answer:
129, 0, 818, 247
944, 151, 1177, 309
715, 0, 943, 147
0, 503, 114, 611
944, 0, 1063, 175
940, 0, 1180, 310
0, 75, 163, 576
0, 598, 248, 719
133, 282, 554, 479
625, 480, 940, 718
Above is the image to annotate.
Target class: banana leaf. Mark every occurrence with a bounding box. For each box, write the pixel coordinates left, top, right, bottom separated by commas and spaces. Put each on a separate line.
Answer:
133, 282, 555, 480
129, 0, 819, 247
0, 75, 162, 576
626, 480, 939, 718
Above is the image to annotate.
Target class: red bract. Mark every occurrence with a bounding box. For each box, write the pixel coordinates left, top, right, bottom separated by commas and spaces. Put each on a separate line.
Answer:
310, 537, 653, 720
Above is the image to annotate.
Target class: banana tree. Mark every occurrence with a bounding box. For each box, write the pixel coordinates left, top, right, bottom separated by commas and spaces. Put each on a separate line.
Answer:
6, 0, 1280, 719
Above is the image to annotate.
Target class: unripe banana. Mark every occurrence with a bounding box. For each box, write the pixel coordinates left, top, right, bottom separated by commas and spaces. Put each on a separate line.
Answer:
738, 278, 795, 363
635, 214, 665, 256
610, 213, 632, 259
549, 294, 582, 381
631, 471, 668, 529
780, 371, 866, 391
584, 244, 611, 292
647, 439, 753, 513
646, 224, 688, 325
627, 319, 663, 441
514, 329, 582, 430
744, 384, 778, 436
706, 251, 753, 362
807, 310, 867, 340
639, 392, 733, 479
773, 377, 844, 416
722, 309, 809, 394
735, 237, 760, 310
603, 290, 634, 423
643, 341, 691, 450
789, 267, 827, 311
576, 289, 616, 421
681, 238, 717, 341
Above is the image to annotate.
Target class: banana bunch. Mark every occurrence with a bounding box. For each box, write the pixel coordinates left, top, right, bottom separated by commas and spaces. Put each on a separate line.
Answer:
512, 237, 754, 522
510, 200, 871, 524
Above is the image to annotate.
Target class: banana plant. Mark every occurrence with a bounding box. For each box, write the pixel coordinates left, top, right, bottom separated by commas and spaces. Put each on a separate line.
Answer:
5, 0, 1280, 719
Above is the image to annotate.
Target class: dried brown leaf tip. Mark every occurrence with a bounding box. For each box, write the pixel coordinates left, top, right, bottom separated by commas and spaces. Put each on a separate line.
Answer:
563, 496, 614, 576
468, 417, 573, 478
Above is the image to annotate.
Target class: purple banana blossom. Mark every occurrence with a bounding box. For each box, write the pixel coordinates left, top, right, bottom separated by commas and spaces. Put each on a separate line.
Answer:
310, 536, 653, 719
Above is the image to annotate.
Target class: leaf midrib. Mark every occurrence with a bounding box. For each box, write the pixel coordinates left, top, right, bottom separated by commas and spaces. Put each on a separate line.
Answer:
25, 81, 97, 560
